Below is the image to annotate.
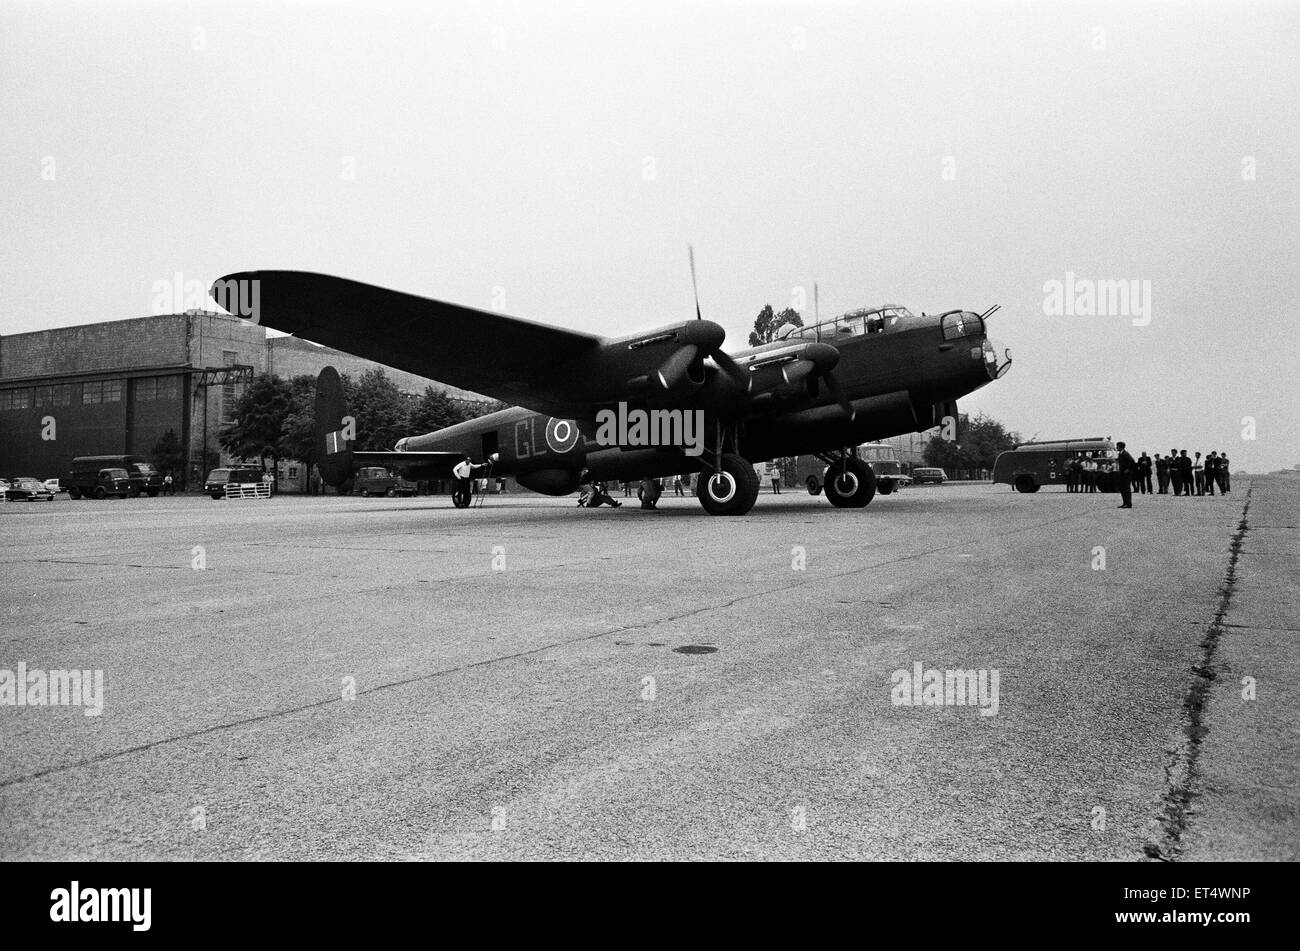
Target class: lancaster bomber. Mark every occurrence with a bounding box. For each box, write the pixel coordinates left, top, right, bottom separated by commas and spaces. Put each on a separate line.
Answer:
210, 270, 1011, 515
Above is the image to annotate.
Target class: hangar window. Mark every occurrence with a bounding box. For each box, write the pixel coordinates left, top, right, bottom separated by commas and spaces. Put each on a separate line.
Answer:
52, 384, 72, 406
1, 388, 32, 411
103, 380, 122, 402
82, 382, 102, 404
157, 376, 180, 400
34, 385, 53, 407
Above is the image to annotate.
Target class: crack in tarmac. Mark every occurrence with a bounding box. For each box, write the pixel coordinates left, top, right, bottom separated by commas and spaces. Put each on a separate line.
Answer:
1143, 486, 1252, 862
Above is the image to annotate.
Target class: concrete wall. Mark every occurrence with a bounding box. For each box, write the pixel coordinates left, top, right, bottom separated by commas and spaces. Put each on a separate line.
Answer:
1, 314, 188, 379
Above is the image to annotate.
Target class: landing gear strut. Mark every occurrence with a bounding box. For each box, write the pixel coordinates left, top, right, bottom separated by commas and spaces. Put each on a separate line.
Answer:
695, 420, 760, 515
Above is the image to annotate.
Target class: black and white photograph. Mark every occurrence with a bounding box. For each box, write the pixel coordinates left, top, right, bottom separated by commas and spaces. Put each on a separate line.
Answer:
1, 0, 1296, 919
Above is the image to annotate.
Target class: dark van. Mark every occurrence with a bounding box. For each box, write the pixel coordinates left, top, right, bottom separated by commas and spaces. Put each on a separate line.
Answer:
66, 465, 132, 500
204, 467, 264, 499
69, 455, 163, 498
353, 467, 418, 497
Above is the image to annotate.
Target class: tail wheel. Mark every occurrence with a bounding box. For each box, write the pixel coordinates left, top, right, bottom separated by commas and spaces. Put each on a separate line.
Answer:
806, 476, 821, 496
824, 457, 876, 508
697, 453, 761, 515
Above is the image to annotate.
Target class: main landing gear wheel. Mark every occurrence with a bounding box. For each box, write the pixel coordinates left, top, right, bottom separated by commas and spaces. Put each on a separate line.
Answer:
824, 457, 876, 508
697, 453, 761, 516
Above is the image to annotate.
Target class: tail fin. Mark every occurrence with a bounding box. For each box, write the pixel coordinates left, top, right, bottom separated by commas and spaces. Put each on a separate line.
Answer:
315, 366, 354, 486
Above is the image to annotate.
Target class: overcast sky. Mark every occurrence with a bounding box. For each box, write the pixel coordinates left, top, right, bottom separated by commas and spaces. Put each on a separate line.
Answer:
3, 0, 1297, 470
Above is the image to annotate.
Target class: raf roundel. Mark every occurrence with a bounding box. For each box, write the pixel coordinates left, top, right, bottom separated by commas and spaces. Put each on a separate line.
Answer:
545, 417, 581, 454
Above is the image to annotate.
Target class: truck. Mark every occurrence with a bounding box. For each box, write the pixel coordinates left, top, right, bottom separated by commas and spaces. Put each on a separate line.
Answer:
795, 442, 912, 496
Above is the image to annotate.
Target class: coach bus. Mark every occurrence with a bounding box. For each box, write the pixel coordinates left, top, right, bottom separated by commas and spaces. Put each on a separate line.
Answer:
992, 437, 1118, 493
795, 442, 911, 496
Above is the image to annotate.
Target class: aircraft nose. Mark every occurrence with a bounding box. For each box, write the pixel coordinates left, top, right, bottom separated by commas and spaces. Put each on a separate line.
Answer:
983, 336, 1012, 379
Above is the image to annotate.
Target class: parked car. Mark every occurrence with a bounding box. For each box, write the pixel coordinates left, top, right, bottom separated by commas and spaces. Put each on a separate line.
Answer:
204, 467, 263, 499
5, 476, 55, 502
353, 466, 418, 497
65, 467, 132, 499
0, 478, 9, 501
912, 467, 948, 485
43, 478, 67, 494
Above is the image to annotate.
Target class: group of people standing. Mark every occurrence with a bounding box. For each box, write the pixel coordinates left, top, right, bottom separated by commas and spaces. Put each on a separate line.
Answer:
1066, 449, 1232, 499
1150, 450, 1231, 496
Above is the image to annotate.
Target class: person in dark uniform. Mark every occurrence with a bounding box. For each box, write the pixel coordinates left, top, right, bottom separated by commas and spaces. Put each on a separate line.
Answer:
637, 478, 662, 509
1169, 448, 1182, 495
1065, 456, 1078, 493
1137, 452, 1152, 494
1155, 453, 1169, 494
1178, 450, 1193, 496
1115, 442, 1135, 508
1218, 453, 1231, 493
1203, 452, 1218, 496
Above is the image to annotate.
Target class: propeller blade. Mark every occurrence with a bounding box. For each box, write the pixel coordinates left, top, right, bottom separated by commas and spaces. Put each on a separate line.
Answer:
709, 348, 751, 391
781, 359, 815, 386
688, 244, 702, 321
823, 371, 856, 420
656, 344, 699, 391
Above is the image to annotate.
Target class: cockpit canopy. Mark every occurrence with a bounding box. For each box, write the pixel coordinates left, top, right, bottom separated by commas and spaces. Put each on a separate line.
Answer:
779, 305, 916, 341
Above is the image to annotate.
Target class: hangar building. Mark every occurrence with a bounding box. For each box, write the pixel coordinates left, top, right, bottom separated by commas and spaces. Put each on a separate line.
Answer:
0, 311, 479, 491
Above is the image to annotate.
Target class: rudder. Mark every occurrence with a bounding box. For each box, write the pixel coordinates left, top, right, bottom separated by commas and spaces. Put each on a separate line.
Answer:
315, 366, 354, 486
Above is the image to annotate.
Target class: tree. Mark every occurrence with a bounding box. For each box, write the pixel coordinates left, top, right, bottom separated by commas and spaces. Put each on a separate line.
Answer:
923, 411, 1019, 474
218, 374, 293, 469
280, 375, 320, 472
748, 305, 803, 346
962, 412, 1019, 470
346, 368, 411, 451
408, 385, 464, 434
150, 428, 184, 476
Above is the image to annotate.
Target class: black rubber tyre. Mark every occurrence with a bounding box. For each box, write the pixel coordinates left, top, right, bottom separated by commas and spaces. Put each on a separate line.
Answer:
878, 480, 894, 495
93, 487, 106, 500
1015, 475, 1039, 494
806, 476, 821, 496
360, 488, 371, 497
385, 488, 397, 498
68, 487, 81, 500
697, 453, 761, 515
824, 457, 877, 508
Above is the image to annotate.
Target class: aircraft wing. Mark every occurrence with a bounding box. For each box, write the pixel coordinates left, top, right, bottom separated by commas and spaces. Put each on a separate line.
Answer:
213, 270, 605, 416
